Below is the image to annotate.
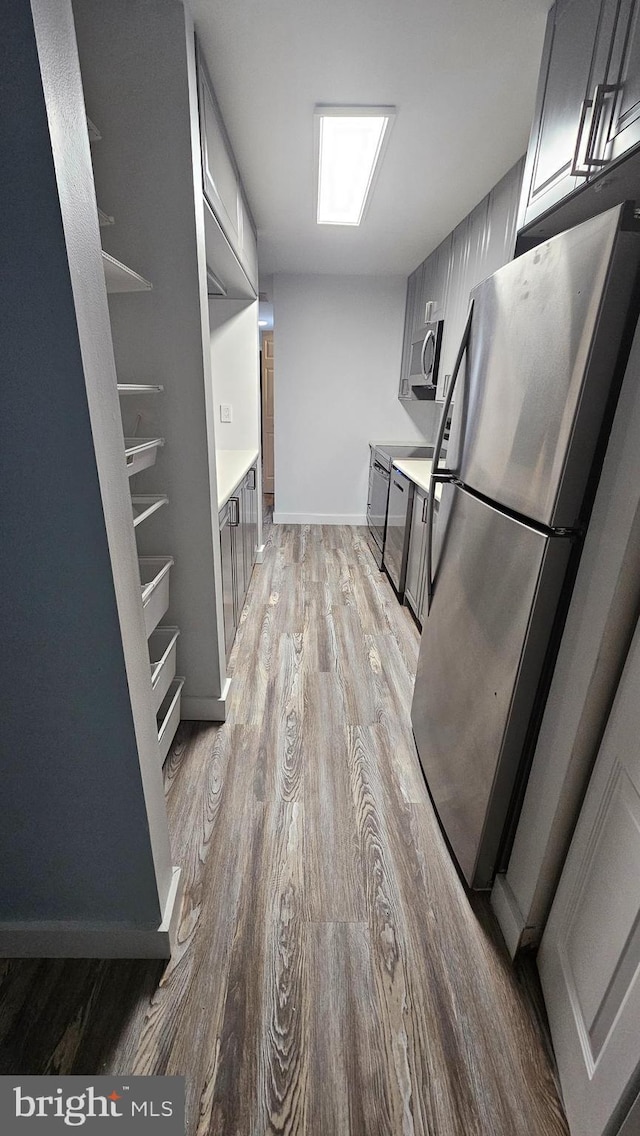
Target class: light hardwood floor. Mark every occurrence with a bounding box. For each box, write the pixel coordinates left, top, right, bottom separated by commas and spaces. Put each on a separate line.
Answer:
0, 524, 568, 1135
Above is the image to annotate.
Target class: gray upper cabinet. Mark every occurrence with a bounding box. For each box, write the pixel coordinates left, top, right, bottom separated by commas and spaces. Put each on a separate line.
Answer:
519, 0, 640, 234
399, 161, 523, 405
198, 58, 241, 249
520, 0, 603, 230
197, 48, 258, 291
484, 158, 525, 278
399, 266, 423, 400
238, 192, 259, 290
600, 0, 640, 165
438, 216, 470, 401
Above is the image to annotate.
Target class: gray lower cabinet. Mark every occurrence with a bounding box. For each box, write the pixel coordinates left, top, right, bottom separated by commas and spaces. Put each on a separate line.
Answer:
219, 464, 258, 660
405, 488, 429, 627
219, 498, 237, 659
241, 466, 258, 593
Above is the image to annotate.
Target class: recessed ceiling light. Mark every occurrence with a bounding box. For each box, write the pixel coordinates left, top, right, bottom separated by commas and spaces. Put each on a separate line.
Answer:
315, 105, 396, 226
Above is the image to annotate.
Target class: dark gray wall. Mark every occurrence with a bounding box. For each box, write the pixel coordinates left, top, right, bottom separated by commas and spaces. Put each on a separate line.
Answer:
0, 0, 161, 924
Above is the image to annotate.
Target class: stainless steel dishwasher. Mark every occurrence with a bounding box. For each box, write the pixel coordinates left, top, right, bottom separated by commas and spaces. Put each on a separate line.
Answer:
383, 467, 414, 597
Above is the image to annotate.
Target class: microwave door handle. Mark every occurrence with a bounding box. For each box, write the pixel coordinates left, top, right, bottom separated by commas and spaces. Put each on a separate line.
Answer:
420, 329, 435, 382
426, 301, 473, 614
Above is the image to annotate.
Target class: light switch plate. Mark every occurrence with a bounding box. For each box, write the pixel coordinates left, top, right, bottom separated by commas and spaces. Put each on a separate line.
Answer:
220, 404, 232, 423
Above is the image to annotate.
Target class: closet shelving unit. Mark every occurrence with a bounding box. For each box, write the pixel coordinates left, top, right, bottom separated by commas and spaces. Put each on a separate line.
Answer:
87, 115, 183, 767
124, 436, 164, 477
102, 250, 153, 293
118, 383, 164, 393
132, 494, 169, 527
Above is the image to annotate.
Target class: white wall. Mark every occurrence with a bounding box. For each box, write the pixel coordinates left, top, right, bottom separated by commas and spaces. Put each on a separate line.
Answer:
273, 273, 441, 524
209, 297, 260, 451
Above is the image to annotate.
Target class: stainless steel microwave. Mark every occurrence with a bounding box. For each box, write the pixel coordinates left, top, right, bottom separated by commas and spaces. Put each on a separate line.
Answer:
409, 318, 444, 400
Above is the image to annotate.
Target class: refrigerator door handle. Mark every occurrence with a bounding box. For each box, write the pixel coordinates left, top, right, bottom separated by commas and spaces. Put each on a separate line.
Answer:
426, 301, 474, 614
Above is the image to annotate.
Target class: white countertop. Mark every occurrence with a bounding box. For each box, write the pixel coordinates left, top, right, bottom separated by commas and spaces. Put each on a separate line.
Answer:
392, 457, 443, 502
217, 448, 259, 509
392, 458, 433, 494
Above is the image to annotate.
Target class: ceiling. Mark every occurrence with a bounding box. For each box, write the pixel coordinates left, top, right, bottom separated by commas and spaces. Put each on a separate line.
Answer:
188, 0, 552, 278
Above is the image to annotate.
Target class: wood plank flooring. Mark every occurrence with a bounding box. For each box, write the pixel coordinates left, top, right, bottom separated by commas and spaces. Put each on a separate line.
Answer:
0, 523, 568, 1135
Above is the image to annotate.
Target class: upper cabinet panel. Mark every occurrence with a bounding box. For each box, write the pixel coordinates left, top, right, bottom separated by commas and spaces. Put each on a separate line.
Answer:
196, 47, 258, 293
198, 61, 240, 249
518, 0, 640, 239
520, 0, 604, 230
238, 193, 258, 291
602, 0, 640, 165
484, 158, 524, 279
399, 161, 523, 405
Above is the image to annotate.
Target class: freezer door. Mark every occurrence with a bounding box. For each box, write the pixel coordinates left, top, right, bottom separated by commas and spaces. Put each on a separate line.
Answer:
411, 483, 571, 888
448, 205, 640, 528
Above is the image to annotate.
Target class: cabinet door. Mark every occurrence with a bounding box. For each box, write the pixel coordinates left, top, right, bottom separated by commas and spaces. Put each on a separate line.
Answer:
431, 232, 452, 324
520, 0, 604, 229
465, 196, 490, 296
248, 466, 258, 571
538, 618, 640, 1136
399, 267, 421, 399
417, 256, 436, 331
437, 217, 470, 401
239, 193, 259, 290
405, 489, 427, 623
602, 0, 640, 165
219, 505, 236, 659
237, 485, 248, 608
198, 59, 241, 253
484, 158, 523, 279
242, 469, 257, 591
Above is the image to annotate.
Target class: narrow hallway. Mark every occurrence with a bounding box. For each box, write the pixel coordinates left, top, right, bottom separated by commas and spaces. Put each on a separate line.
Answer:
0, 524, 568, 1135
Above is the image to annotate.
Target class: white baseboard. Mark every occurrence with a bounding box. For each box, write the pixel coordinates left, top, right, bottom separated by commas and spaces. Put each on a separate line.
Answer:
490, 873, 527, 959
255, 543, 266, 563
181, 677, 231, 722
0, 866, 183, 959
273, 512, 367, 526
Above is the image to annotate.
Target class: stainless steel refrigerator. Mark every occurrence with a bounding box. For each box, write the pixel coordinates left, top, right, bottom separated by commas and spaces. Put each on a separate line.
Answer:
411, 203, 640, 890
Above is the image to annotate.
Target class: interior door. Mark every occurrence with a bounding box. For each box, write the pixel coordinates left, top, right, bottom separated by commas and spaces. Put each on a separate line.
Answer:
261, 332, 274, 497
538, 615, 640, 1136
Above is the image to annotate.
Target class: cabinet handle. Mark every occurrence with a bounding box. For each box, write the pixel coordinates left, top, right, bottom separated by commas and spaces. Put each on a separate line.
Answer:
585, 83, 621, 168
422, 495, 428, 524
571, 84, 621, 177
229, 496, 240, 526
570, 95, 594, 177
248, 467, 257, 490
